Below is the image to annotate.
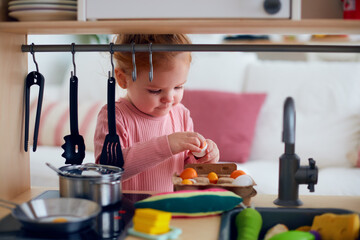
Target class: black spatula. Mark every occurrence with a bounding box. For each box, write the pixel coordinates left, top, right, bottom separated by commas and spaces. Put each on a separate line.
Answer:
61, 75, 86, 165
99, 75, 124, 168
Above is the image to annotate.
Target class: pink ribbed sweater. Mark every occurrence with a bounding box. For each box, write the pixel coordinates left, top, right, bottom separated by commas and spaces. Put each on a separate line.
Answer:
94, 98, 196, 192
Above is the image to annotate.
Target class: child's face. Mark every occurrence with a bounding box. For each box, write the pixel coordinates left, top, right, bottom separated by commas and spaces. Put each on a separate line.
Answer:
125, 53, 190, 117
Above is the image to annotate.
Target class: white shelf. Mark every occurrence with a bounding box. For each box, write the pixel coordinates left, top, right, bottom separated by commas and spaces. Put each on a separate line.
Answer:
1, 19, 360, 35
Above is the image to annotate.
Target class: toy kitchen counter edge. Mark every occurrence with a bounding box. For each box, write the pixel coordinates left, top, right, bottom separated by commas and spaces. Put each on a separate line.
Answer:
1, 186, 359, 240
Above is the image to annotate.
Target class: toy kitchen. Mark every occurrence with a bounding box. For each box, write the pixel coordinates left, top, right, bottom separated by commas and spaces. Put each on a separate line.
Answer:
1, 0, 360, 239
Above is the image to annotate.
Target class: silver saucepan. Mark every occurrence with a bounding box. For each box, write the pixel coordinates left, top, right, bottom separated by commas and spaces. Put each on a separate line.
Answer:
0, 198, 100, 233
47, 163, 123, 206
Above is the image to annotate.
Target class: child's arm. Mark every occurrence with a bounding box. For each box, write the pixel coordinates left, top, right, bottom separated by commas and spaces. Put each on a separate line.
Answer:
94, 118, 174, 180
120, 135, 174, 179
121, 131, 205, 178
167, 131, 205, 155
183, 109, 220, 164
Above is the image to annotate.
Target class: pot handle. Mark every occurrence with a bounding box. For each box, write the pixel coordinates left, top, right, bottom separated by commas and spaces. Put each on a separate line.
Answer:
0, 199, 17, 210
79, 164, 103, 172
90, 180, 121, 185
46, 162, 68, 176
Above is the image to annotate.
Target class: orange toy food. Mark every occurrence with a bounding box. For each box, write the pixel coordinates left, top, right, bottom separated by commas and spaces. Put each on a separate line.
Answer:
181, 179, 194, 185
180, 168, 198, 180
207, 172, 218, 184
192, 140, 208, 158
52, 217, 68, 223
230, 170, 246, 179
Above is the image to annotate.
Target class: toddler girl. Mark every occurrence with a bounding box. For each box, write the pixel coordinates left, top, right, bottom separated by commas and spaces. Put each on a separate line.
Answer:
94, 34, 219, 192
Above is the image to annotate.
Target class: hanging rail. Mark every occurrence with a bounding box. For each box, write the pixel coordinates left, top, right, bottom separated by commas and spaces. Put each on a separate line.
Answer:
22, 44, 360, 53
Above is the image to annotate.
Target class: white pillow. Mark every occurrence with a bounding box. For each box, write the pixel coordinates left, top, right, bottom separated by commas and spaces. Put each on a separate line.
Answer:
244, 61, 360, 168
186, 52, 257, 92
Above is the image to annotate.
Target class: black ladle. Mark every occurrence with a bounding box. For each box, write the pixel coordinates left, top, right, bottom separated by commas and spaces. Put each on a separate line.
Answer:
61, 46, 86, 164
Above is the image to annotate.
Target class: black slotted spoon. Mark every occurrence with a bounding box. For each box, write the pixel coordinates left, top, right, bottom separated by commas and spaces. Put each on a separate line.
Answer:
99, 74, 124, 168
61, 46, 85, 165
61, 74, 86, 165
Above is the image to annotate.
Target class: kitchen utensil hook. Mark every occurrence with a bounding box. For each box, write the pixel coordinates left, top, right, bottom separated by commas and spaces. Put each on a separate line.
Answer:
30, 43, 39, 73
109, 42, 115, 78
149, 42, 153, 82
132, 42, 137, 82
71, 43, 76, 77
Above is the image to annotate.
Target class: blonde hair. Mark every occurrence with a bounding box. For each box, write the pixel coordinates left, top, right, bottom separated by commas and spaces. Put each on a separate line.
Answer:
113, 34, 192, 75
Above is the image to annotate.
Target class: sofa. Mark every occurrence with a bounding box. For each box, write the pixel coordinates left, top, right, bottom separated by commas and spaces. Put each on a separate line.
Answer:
28, 49, 360, 197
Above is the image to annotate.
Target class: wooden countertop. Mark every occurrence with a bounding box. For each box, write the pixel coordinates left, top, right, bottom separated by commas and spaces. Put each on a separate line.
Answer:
1, 187, 359, 240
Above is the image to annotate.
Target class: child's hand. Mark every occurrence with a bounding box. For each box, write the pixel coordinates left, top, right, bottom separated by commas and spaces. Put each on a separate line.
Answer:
168, 132, 205, 155
192, 139, 220, 163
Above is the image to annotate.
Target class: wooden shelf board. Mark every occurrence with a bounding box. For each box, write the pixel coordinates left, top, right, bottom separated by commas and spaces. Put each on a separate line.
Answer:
1, 19, 360, 35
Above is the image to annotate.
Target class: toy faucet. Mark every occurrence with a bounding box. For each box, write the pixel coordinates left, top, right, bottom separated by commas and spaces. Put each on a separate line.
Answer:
274, 97, 318, 206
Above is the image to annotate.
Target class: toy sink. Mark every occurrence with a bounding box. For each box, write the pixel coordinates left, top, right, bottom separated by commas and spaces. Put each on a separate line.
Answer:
218, 207, 359, 240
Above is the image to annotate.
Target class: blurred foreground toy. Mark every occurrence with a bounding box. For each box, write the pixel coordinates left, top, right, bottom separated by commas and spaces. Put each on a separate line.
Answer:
268, 230, 315, 240
311, 213, 359, 240
128, 208, 182, 240
235, 206, 262, 240
135, 189, 243, 218
264, 224, 288, 240
265, 212, 359, 240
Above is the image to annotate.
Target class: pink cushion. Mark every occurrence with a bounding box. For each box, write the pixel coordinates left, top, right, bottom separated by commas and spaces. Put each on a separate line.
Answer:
181, 90, 266, 163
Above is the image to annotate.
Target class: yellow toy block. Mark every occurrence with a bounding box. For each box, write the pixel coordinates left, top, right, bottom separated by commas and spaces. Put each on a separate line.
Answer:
134, 223, 170, 235
133, 208, 172, 235
133, 217, 169, 228
134, 208, 171, 222
311, 213, 360, 240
